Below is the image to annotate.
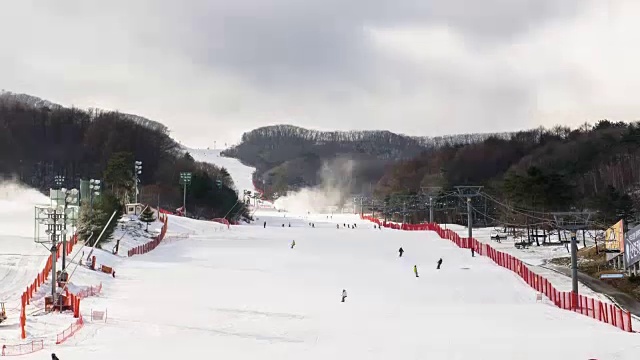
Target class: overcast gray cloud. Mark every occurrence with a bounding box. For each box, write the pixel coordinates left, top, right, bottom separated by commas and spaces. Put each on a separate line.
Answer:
0, 0, 637, 148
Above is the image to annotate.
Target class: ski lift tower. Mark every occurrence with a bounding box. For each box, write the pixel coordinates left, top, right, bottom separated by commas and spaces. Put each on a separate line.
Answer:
455, 186, 484, 241
552, 211, 594, 310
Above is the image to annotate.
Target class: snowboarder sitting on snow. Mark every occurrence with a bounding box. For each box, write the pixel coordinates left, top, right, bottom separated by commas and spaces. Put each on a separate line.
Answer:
398, 247, 404, 257
437, 258, 443, 270
413, 265, 419, 277
341, 289, 348, 302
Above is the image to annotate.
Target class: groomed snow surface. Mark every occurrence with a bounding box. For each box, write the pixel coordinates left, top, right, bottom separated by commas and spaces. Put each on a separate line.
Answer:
186, 148, 257, 195
4, 211, 635, 360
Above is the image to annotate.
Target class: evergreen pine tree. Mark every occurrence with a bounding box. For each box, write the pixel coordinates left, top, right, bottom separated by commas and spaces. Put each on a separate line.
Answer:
139, 206, 156, 231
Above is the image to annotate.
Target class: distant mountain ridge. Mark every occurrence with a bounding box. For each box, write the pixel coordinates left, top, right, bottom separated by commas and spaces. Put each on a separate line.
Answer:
0, 90, 169, 133
222, 124, 511, 196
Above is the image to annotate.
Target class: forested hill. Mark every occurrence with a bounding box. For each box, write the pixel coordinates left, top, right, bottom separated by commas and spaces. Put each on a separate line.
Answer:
0, 91, 247, 221
222, 124, 509, 195
376, 122, 640, 226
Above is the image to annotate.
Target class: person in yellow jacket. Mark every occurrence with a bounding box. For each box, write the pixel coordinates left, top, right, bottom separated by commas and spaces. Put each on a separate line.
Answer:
413, 265, 419, 278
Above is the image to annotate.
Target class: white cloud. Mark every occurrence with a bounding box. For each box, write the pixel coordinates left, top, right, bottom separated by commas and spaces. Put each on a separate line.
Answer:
1, 0, 638, 148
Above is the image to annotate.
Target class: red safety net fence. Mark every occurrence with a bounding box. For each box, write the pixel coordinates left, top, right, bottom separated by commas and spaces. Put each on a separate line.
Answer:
75, 282, 103, 299
56, 315, 84, 345
360, 215, 634, 332
1, 340, 44, 356
211, 218, 230, 228
20, 233, 81, 339
128, 213, 168, 257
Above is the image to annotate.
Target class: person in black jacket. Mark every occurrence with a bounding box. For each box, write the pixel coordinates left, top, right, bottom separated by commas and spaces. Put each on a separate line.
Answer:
52, 354, 60, 360
437, 258, 443, 270
398, 247, 404, 257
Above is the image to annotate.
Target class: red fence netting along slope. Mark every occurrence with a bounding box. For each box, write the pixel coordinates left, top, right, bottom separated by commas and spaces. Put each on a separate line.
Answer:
1, 340, 44, 356
128, 213, 168, 257
360, 215, 633, 332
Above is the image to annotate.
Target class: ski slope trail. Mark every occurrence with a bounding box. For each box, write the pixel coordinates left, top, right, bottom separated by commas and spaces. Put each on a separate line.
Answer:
186, 148, 256, 195
39, 212, 640, 360
0, 183, 52, 340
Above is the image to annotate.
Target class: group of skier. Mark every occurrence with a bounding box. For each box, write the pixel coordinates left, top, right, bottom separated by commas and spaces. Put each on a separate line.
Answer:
273, 215, 474, 303
399, 247, 444, 277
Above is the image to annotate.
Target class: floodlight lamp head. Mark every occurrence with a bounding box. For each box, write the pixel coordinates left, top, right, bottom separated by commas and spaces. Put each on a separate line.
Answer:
60, 188, 67, 193
46, 207, 55, 214
135, 161, 142, 165
70, 188, 79, 196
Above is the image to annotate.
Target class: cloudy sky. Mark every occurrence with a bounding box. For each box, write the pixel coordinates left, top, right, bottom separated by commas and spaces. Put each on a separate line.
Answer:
1, 0, 638, 148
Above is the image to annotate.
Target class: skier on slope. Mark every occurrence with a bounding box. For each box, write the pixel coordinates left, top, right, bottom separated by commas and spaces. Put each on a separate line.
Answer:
398, 247, 404, 257
263, 221, 266, 228
471, 247, 475, 257
437, 258, 443, 270
52, 354, 60, 360
413, 265, 419, 278
341, 289, 348, 302
291, 240, 296, 249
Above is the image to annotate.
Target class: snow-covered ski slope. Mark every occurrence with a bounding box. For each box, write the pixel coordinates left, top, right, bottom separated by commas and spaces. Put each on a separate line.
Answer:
32, 211, 640, 360
186, 148, 257, 195
0, 183, 52, 339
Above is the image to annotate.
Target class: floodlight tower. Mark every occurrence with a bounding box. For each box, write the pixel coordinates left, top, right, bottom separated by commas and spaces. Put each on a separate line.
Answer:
89, 179, 101, 216
60, 188, 79, 270
134, 161, 142, 203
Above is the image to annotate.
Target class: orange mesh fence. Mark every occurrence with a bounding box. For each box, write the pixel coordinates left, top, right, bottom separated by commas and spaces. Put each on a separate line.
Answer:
1, 340, 44, 356
55, 316, 84, 345
128, 214, 168, 257
20, 233, 80, 339
360, 215, 633, 332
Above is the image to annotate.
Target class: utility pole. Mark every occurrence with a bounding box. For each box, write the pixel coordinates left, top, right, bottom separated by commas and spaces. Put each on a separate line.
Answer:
402, 201, 407, 225
454, 186, 484, 241
421, 187, 441, 224
552, 212, 593, 310
429, 197, 434, 223
36, 207, 64, 309
51, 211, 58, 305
